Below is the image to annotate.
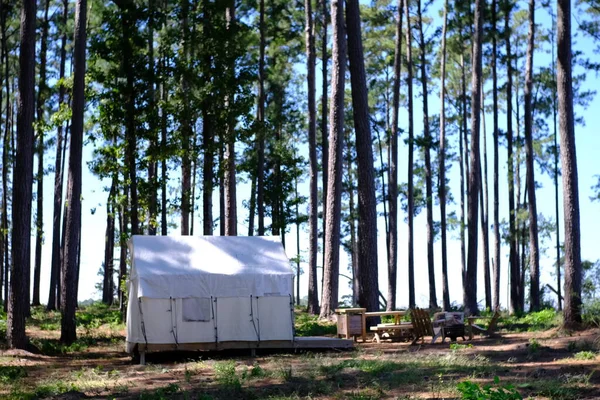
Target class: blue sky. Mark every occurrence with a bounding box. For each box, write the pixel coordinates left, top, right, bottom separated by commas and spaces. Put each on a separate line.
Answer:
30, 1, 599, 310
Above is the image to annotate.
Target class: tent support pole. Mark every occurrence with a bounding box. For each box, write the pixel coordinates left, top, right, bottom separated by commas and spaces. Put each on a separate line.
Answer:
140, 350, 146, 366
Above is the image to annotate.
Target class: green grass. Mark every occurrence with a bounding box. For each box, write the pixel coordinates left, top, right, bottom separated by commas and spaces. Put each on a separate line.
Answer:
501, 309, 561, 332
573, 351, 597, 360
213, 360, 242, 391
294, 312, 336, 336
0, 365, 27, 382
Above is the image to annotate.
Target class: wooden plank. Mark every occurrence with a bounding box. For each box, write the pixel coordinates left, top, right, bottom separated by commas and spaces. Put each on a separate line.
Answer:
335, 308, 366, 313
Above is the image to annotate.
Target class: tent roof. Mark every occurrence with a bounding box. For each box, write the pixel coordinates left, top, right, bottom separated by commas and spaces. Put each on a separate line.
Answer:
128, 235, 294, 299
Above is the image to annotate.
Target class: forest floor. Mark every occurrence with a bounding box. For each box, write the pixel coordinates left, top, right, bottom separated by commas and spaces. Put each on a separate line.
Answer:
0, 305, 599, 399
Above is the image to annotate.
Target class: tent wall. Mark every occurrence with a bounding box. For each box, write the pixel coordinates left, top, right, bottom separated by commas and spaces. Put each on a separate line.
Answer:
126, 295, 294, 352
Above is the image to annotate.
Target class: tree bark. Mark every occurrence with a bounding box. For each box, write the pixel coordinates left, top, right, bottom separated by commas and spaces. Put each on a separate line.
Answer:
8, 0, 36, 349
557, 0, 581, 328
160, 55, 168, 236
224, 0, 237, 236
387, 0, 402, 311
0, 5, 9, 312
256, 0, 266, 236
320, 0, 328, 281
319, 0, 345, 319
48, 0, 69, 311
102, 182, 116, 305
32, 0, 51, 307
505, 0, 520, 315
405, 0, 415, 309
480, 92, 491, 310
346, 0, 379, 315
438, 0, 450, 311
464, 0, 483, 316
524, 0, 540, 311
147, 0, 158, 236
306, 0, 320, 314
492, 0, 501, 311
551, 13, 561, 310
416, 0, 437, 310
61, 0, 86, 345
181, 0, 192, 236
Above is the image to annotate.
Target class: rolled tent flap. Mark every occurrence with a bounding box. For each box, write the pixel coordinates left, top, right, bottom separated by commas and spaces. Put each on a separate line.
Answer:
128, 235, 294, 299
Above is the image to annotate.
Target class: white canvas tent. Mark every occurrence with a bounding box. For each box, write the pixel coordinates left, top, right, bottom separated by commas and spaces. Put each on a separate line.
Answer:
126, 235, 296, 356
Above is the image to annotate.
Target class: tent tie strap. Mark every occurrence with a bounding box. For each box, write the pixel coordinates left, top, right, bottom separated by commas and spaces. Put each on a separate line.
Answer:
250, 295, 260, 346
138, 298, 148, 348
289, 294, 295, 339
212, 297, 218, 349
169, 297, 179, 348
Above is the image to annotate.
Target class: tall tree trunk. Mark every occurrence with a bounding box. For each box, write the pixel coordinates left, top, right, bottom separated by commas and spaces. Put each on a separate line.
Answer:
387, 0, 402, 311
505, 0, 520, 314
48, 0, 69, 311
551, 12, 561, 311
480, 92, 491, 310
524, 0, 540, 311
416, 0, 437, 310
224, 0, 237, 236
248, 175, 256, 235
1, 8, 10, 313
147, 0, 157, 236
181, 0, 192, 235
118, 0, 139, 235
256, 0, 266, 236
405, 0, 415, 309
557, 0, 581, 329
438, 0, 450, 311
32, 0, 51, 307
102, 182, 116, 305
346, 139, 359, 305
492, 0, 501, 311
306, 0, 320, 314
319, 0, 345, 319
346, 0, 379, 315
61, 0, 86, 345
8, 0, 36, 349
160, 56, 168, 236
118, 190, 129, 314
320, 0, 328, 280
464, 0, 483, 316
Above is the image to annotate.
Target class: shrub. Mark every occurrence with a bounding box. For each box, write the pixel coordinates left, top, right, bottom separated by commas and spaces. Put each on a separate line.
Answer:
294, 313, 336, 336
456, 376, 523, 400
0, 366, 27, 383
582, 299, 600, 327
573, 351, 597, 361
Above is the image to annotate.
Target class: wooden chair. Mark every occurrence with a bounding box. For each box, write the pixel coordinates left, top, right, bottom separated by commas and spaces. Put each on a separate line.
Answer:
469, 310, 501, 339
409, 308, 435, 345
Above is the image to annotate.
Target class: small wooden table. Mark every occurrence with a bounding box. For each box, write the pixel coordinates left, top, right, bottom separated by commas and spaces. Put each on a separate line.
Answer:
335, 308, 367, 342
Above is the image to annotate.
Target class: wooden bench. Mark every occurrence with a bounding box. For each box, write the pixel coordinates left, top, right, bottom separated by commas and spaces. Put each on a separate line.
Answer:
468, 310, 501, 340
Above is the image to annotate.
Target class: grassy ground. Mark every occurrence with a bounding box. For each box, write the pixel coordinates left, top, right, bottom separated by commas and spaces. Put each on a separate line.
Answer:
0, 305, 599, 399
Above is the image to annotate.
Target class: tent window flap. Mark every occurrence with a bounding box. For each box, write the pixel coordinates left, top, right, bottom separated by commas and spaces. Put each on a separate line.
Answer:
182, 298, 211, 322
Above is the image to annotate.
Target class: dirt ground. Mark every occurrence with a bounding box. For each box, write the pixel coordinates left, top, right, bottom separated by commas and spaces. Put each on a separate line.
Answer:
1, 325, 599, 399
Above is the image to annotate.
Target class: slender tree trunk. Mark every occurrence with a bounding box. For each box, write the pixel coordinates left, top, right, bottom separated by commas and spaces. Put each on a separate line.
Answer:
1, 9, 10, 313
190, 146, 197, 235
416, 0, 437, 310
319, 0, 345, 319
61, 0, 86, 345
346, 0, 379, 315
224, 0, 237, 236
256, 0, 266, 236
321, 0, 328, 279
147, 0, 157, 236
48, 0, 69, 311
7, 0, 36, 349
405, 0, 415, 309
248, 175, 256, 236
306, 0, 320, 314
181, 0, 192, 236
480, 93, 491, 310
387, 0, 402, 311
551, 13, 561, 310
505, 0, 520, 314
492, 0, 501, 311
438, 0, 450, 311
118, 190, 129, 314
160, 56, 168, 236
557, 0, 581, 328
102, 182, 115, 305
118, 0, 139, 235
0, 0, 4, 307
524, 0, 540, 311
32, 0, 51, 307
346, 139, 359, 305
464, 0, 483, 316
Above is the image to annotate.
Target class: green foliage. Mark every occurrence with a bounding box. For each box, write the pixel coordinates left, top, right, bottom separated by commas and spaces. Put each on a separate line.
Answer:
34, 381, 80, 398
138, 383, 181, 400
456, 377, 523, 400
582, 299, 600, 327
213, 361, 241, 391
0, 366, 27, 382
450, 343, 474, 351
294, 313, 336, 336
502, 309, 561, 332
573, 351, 597, 360
528, 338, 541, 354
